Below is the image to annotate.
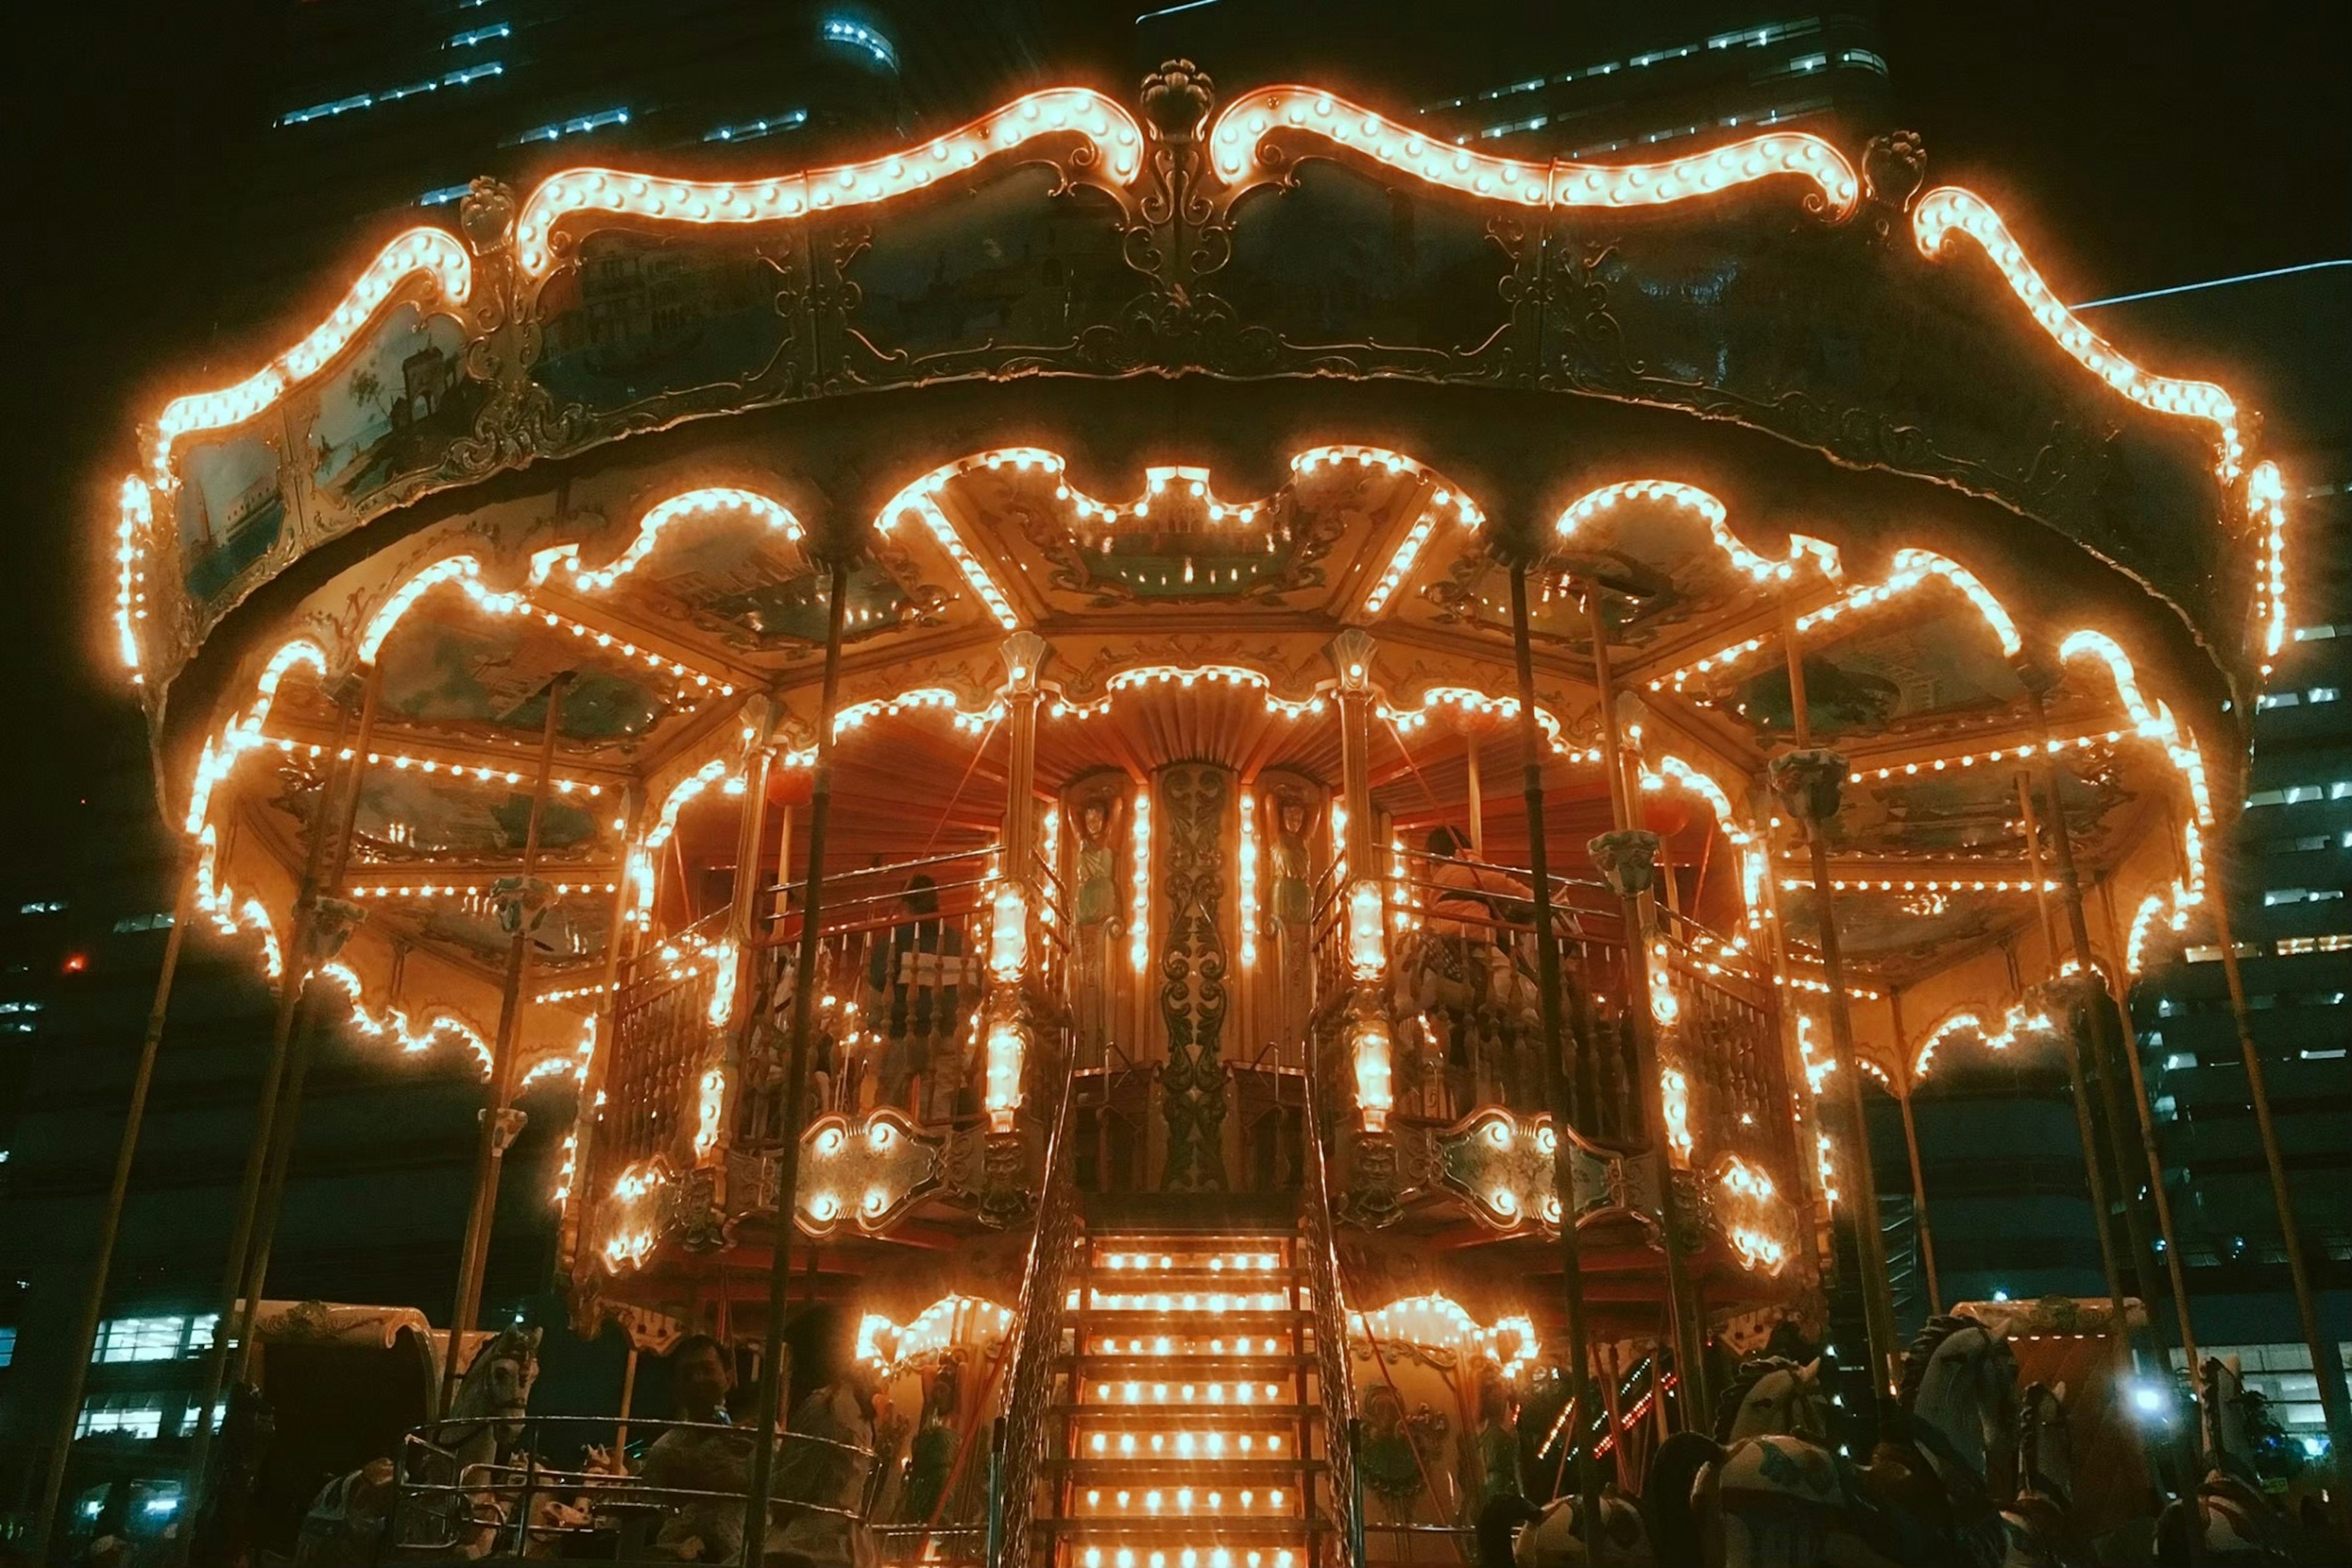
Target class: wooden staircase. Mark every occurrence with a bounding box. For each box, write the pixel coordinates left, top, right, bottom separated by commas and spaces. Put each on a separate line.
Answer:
1032, 1222, 1341, 1568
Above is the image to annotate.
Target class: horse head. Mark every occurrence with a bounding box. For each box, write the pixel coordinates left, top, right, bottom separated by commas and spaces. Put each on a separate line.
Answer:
1716, 1354, 1830, 1444
446, 1324, 541, 1453
1899, 1313, 2017, 1498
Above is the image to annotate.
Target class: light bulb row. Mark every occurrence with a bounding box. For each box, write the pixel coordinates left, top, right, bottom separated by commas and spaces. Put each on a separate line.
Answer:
1077, 1547, 1294, 1568
1087, 1381, 1288, 1404
151, 230, 470, 484
1212, 90, 1856, 215
1099, 1251, 1283, 1271
1782, 876, 2058, 894
1077, 1486, 1287, 1514
1913, 187, 2242, 480
516, 89, 1144, 274
1084, 1431, 1287, 1457
1089, 1337, 1290, 1357
1082, 1297, 1289, 1316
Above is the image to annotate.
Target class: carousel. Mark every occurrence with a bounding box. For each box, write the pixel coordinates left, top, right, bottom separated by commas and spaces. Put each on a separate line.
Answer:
66, 56, 2339, 1567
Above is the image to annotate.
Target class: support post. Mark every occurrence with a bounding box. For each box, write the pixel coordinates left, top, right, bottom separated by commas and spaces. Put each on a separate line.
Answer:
2096, 879, 2209, 1451
1773, 598, 1901, 1427
2208, 857, 2352, 1486
1888, 989, 1942, 1317
229, 670, 383, 1385
1580, 586, 1706, 1426
29, 848, 204, 1566
1504, 559, 1605, 1561
443, 671, 571, 1411
2018, 679, 2154, 1374
181, 689, 358, 1509
558, 790, 642, 1284
1464, 729, 1486, 860
743, 555, 853, 1565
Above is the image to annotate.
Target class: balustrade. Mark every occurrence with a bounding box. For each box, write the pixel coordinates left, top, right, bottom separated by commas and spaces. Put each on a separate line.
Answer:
1308, 848, 1804, 1225
591, 840, 1074, 1243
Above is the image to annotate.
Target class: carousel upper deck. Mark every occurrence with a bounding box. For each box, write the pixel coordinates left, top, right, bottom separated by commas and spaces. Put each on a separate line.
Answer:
100, 58, 2303, 1561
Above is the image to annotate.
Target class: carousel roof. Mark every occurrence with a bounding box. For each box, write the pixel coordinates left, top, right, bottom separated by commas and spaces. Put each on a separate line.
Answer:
110, 66, 2283, 1093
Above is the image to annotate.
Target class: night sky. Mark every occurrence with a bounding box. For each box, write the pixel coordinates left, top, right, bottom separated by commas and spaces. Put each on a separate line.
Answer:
3, 1, 2344, 887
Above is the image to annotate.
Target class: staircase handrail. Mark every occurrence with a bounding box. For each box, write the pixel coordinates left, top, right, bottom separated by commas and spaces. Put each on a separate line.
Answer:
1300, 1069, 1359, 1568
989, 1043, 1084, 1568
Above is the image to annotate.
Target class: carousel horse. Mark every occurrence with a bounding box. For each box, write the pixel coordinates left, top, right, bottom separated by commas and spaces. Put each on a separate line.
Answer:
298, 1324, 541, 1562
1998, 1381, 2090, 1568
1508, 1490, 1651, 1567
1649, 1315, 2020, 1567
1503, 1358, 1820, 1568
2154, 1357, 2306, 1566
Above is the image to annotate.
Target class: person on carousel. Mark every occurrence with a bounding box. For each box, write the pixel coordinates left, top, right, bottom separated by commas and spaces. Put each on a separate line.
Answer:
638, 1335, 753, 1561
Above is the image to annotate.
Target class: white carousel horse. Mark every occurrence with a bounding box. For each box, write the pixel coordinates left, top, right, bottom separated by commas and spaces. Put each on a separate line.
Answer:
297, 1324, 542, 1562
1648, 1315, 2021, 1567
1504, 1355, 1830, 1568
1999, 1381, 2091, 1568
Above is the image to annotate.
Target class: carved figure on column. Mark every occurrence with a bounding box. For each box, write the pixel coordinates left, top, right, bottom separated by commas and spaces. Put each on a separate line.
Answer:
1267, 787, 1316, 1044
1156, 764, 1231, 1190
1068, 784, 1125, 1062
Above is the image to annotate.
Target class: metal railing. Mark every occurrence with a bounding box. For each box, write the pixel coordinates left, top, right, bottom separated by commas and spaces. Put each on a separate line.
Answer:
987, 1057, 1084, 1568
1310, 850, 1808, 1210
388, 1413, 875, 1560
1299, 1071, 1358, 1568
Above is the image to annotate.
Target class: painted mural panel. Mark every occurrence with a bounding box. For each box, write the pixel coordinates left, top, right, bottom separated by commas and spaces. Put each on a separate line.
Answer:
177, 432, 286, 609
845, 167, 1132, 361
306, 303, 482, 508
377, 601, 674, 744
1221, 164, 1511, 358
532, 232, 790, 410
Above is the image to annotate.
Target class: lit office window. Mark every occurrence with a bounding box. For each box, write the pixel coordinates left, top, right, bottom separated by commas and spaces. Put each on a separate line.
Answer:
19, 900, 66, 914
821, 18, 897, 70
705, 108, 809, 143
93, 1316, 198, 1363
110, 913, 175, 934
78, 1400, 166, 1440
278, 62, 504, 127
0, 1325, 16, 1367
419, 183, 472, 207
509, 107, 630, 145
447, 23, 510, 48
1839, 48, 1890, 73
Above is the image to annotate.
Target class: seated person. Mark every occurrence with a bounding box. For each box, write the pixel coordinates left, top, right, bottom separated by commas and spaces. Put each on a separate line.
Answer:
639, 1335, 753, 1561
1423, 827, 1534, 940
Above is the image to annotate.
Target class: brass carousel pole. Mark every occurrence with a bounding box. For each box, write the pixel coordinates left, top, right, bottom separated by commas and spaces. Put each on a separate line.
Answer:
442, 670, 572, 1412
2096, 875, 2209, 1450
1774, 598, 1902, 1419
228, 666, 383, 1384
1505, 557, 1605, 1552
744, 554, 852, 1564
2016, 681, 2150, 1374
1888, 989, 1943, 1316
182, 692, 358, 1512
556, 789, 642, 1287
29, 845, 204, 1566
1580, 584, 1706, 1426
2206, 848, 2352, 1483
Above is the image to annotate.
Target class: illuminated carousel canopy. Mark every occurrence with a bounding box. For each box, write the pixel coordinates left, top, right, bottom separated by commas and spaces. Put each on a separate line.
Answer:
105, 65, 2297, 1497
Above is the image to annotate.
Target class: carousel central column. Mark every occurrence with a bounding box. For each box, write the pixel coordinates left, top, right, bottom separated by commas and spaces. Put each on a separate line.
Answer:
1580, 586, 1706, 1430
1324, 630, 1396, 1142
1501, 559, 1605, 1553
1773, 601, 1900, 1439
982, 634, 1050, 1145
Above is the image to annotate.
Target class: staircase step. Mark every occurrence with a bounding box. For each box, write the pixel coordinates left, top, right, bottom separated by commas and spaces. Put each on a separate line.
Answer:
1055, 1403, 1314, 1423
1048, 1460, 1319, 1480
